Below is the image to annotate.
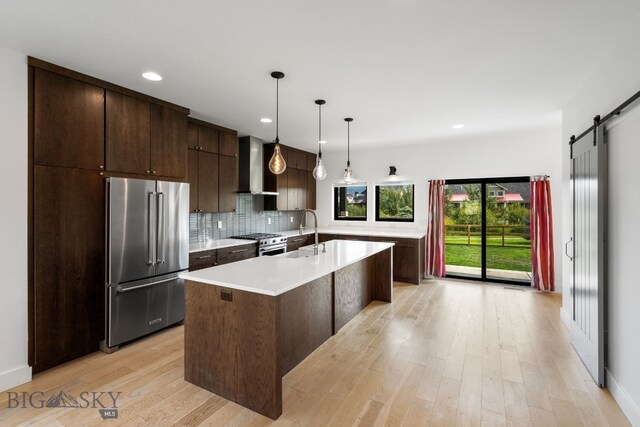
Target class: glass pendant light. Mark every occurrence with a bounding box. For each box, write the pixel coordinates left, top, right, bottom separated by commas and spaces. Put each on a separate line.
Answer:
343, 117, 355, 183
312, 99, 328, 181
268, 71, 287, 175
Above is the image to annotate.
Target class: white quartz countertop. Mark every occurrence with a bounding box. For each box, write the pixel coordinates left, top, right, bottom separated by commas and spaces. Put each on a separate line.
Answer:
180, 240, 394, 296
189, 238, 256, 253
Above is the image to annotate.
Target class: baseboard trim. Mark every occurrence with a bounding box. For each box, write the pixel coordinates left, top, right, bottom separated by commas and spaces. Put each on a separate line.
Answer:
560, 306, 571, 330
0, 365, 32, 392
607, 368, 640, 427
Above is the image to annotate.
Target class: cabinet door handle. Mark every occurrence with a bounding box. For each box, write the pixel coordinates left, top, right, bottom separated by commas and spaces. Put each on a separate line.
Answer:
231, 249, 248, 254
152, 171, 157, 175
196, 255, 212, 259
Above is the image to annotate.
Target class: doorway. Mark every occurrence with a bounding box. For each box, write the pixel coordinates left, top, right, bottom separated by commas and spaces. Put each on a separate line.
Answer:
444, 177, 532, 285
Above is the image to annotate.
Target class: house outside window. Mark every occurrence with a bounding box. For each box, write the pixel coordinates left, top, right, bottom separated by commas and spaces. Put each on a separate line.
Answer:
334, 185, 367, 221
375, 184, 414, 222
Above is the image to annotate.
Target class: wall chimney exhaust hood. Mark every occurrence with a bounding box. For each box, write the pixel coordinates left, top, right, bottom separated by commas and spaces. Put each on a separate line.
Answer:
237, 136, 279, 195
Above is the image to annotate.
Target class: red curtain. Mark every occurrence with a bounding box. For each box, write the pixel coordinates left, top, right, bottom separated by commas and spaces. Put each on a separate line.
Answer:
530, 176, 555, 291
426, 180, 446, 277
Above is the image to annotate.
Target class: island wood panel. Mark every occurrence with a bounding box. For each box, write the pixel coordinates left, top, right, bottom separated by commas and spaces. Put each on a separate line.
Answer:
320, 234, 424, 284
184, 281, 282, 419
334, 257, 374, 332
34, 68, 105, 171
373, 247, 393, 303
278, 274, 333, 376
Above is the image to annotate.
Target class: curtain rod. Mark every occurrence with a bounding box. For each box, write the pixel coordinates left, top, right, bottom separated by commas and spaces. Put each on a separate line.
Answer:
570, 86, 640, 146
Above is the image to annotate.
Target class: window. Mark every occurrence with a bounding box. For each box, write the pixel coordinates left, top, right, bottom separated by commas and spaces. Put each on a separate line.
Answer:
375, 184, 414, 222
497, 190, 505, 197
489, 191, 496, 197
334, 185, 367, 221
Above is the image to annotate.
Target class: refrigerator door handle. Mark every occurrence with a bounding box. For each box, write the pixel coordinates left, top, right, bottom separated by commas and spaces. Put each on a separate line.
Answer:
157, 192, 165, 264
147, 192, 156, 266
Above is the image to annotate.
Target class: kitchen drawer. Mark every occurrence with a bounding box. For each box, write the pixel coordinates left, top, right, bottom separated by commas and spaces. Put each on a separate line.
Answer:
287, 235, 312, 252
189, 249, 217, 271
217, 243, 258, 265
318, 233, 338, 243
369, 236, 418, 248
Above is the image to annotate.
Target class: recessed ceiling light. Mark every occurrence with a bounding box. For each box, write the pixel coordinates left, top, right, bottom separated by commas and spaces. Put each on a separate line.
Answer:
260, 117, 272, 123
318, 140, 327, 144
142, 71, 162, 81
452, 124, 465, 129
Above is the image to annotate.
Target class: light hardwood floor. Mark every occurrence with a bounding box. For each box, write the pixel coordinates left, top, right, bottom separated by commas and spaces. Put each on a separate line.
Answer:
0, 279, 630, 426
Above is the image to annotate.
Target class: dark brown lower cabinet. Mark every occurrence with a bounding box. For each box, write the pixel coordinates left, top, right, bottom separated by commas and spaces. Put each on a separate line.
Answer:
188, 243, 258, 272
217, 243, 257, 265
32, 166, 105, 373
318, 233, 425, 284
286, 235, 312, 252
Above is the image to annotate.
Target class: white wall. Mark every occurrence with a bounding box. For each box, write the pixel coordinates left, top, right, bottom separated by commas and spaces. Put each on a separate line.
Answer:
317, 125, 563, 290
561, 15, 640, 426
0, 46, 30, 391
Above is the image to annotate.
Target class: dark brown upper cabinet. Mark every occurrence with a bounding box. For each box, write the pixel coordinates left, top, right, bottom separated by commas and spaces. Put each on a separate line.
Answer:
187, 120, 238, 213
106, 91, 151, 175
188, 149, 199, 211
188, 122, 219, 153
219, 132, 238, 157
306, 172, 317, 210
188, 149, 219, 213
198, 151, 220, 213
34, 69, 105, 171
150, 104, 188, 178
218, 153, 238, 212
306, 152, 316, 172
263, 144, 316, 211
106, 92, 187, 178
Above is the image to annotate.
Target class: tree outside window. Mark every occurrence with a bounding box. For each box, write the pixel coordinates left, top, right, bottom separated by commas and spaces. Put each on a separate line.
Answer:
375, 184, 414, 222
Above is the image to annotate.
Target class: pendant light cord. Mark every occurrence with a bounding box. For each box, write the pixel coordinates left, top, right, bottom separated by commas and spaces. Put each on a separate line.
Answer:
275, 78, 279, 142
347, 121, 350, 167
318, 103, 322, 157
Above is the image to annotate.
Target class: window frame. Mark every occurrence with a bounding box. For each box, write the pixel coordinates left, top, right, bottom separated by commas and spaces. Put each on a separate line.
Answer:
333, 184, 368, 221
374, 183, 415, 223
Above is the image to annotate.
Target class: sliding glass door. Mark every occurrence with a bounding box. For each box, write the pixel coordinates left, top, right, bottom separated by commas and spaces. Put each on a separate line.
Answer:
444, 177, 531, 285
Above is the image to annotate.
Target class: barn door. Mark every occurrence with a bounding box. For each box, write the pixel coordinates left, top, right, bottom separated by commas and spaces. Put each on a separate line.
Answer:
568, 124, 606, 386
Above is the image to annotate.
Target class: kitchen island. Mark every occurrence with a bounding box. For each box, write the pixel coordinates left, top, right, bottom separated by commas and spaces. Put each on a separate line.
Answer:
179, 239, 394, 419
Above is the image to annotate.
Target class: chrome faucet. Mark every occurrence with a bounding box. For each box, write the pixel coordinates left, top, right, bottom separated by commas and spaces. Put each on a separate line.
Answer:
299, 209, 323, 254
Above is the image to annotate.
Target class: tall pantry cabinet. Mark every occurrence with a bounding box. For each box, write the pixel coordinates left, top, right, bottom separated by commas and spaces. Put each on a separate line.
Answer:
28, 58, 190, 373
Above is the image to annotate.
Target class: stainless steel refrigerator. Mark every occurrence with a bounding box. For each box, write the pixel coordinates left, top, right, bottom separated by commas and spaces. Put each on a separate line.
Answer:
105, 177, 189, 349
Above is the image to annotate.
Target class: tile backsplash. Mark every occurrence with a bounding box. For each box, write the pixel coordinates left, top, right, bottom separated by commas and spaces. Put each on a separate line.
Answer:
189, 194, 304, 243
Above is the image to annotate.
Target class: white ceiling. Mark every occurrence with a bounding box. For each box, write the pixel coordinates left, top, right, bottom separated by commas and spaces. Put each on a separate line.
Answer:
1, 0, 639, 152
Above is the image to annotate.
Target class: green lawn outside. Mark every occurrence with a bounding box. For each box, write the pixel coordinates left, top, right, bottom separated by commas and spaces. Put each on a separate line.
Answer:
445, 244, 532, 272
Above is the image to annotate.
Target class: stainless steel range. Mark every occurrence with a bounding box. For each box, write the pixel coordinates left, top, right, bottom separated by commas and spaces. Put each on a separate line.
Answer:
231, 233, 287, 256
